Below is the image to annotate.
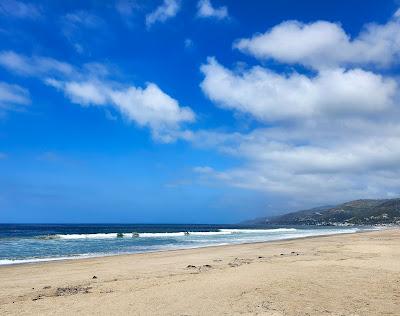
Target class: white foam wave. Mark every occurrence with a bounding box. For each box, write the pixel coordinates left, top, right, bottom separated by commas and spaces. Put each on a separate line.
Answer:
219, 228, 297, 234
179, 231, 231, 236
138, 232, 187, 237
46, 227, 359, 240
58, 233, 121, 239
1, 227, 366, 265
0, 255, 95, 265
55, 231, 233, 240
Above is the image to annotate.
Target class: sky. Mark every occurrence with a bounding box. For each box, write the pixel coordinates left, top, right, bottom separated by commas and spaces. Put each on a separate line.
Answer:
1, 0, 400, 223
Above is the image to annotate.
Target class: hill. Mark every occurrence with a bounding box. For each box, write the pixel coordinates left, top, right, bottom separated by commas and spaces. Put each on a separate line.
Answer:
245, 198, 400, 226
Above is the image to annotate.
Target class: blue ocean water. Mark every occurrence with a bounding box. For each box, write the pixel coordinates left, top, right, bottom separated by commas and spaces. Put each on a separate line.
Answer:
0, 224, 373, 265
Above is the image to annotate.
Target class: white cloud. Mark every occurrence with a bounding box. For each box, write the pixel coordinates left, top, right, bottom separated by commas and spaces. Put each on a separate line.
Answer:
197, 0, 228, 20
0, 51, 195, 142
197, 63, 400, 203
47, 79, 195, 142
0, 82, 30, 110
0, 0, 41, 19
198, 63, 400, 202
0, 51, 74, 77
109, 83, 194, 128
196, 9, 400, 206
188, 119, 400, 205
62, 81, 109, 106
200, 57, 397, 122
146, 0, 180, 27
235, 10, 400, 69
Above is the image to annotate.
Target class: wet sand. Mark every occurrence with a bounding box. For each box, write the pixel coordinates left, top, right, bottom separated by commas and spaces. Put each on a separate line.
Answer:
0, 228, 399, 315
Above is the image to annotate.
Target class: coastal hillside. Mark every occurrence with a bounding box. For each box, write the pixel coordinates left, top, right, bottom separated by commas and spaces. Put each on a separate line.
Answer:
245, 199, 400, 226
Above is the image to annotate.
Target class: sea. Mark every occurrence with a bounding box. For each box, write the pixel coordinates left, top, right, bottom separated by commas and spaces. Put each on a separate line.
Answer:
0, 224, 377, 265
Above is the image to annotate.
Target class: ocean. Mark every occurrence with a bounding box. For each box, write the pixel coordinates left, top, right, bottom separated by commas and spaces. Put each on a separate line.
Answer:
0, 224, 373, 265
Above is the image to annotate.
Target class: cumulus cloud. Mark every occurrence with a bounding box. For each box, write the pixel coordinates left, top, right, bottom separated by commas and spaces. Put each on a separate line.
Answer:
50, 80, 108, 106
197, 62, 400, 202
197, 0, 228, 20
55, 79, 195, 141
146, 0, 180, 27
196, 9, 400, 207
200, 57, 397, 122
0, 82, 30, 110
0, 51, 195, 142
109, 83, 194, 128
47, 79, 195, 141
188, 118, 400, 205
0, 0, 41, 19
235, 10, 400, 69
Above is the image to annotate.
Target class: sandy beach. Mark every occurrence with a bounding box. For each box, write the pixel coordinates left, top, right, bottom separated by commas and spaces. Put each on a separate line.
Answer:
0, 228, 399, 315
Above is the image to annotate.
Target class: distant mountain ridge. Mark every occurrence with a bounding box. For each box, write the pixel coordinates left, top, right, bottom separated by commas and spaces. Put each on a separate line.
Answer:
244, 198, 400, 226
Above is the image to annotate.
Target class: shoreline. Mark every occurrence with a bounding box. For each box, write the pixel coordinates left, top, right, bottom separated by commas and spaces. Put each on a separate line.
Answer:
1, 228, 399, 315
0, 226, 379, 267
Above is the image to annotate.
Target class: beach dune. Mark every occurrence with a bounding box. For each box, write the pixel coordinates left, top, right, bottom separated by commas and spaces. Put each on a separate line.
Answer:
0, 229, 399, 315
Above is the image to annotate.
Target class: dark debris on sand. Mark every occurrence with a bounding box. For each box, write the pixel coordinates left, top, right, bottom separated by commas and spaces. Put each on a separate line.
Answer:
186, 264, 214, 272
56, 286, 92, 296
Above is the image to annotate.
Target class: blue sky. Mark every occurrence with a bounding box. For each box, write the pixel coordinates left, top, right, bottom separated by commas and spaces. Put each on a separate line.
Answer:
1, 0, 400, 223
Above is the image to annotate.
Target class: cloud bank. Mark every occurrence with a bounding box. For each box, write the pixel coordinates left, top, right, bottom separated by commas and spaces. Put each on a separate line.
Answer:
197, 9, 400, 205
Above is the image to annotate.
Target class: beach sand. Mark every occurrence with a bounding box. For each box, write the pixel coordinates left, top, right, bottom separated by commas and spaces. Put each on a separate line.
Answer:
0, 228, 399, 315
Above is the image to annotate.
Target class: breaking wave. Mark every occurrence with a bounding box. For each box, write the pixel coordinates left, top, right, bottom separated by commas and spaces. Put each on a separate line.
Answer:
39, 228, 299, 240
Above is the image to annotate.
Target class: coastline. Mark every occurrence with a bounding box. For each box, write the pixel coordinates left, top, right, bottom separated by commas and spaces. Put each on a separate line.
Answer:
1, 228, 399, 315
0, 226, 376, 267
